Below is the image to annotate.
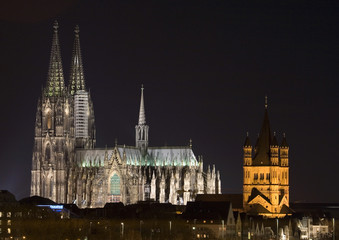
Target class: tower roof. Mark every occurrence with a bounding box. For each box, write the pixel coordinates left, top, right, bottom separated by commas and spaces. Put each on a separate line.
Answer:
69, 25, 86, 95
281, 133, 289, 147
271, 132, 278, 146
138, 85, 146, 125
45, 21, 65, 97
253, 103, 271, 165
243, 132, 251, 147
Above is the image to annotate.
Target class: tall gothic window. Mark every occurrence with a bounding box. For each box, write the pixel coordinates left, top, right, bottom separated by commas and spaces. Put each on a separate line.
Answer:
49, 177, 53, 198
42, 178, 46, 197
109, 174, 121, 202
45, 144, 51, 163
47, 112, 52, 129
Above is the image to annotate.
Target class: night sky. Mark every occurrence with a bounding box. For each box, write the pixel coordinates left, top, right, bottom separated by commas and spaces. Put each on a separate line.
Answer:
0, 0, 338, 202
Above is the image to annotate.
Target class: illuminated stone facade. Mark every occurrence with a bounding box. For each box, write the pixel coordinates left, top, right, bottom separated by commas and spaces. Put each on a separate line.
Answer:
243, 100, 290, 217
31, 22, 221, 208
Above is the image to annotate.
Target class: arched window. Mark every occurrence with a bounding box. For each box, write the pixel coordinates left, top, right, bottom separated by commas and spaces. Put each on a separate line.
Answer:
49, 177, 53, 198
47, 112, 52, 129
109, 174, 121, 202
45, 144, 51, 163
42, 177, 46, 196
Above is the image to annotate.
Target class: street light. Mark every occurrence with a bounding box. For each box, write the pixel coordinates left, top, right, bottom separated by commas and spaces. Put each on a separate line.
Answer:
121, 222, 124, 239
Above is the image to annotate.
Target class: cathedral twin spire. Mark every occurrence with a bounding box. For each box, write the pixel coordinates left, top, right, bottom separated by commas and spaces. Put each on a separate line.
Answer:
45, 21, 86, 97
69, 25, 86, 95
45, 21, 65, 97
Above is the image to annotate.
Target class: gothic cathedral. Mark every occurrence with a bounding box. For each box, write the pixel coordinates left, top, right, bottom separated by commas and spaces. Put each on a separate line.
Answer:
243, 98, 290, 217
31, 22, 221, 208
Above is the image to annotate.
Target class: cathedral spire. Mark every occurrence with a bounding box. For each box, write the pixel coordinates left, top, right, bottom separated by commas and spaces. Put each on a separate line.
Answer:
69, 25, 86, 95
135, 85, 149, 152
138, 85, 146, 125
45, 21, 65, 97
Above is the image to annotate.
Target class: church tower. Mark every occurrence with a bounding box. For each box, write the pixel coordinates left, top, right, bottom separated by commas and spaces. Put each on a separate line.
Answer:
69, 25, 96, 149
243, 97, 290, 217
31, 22, 96, 204
31, 21, 75, 203
135, 86, 149, 155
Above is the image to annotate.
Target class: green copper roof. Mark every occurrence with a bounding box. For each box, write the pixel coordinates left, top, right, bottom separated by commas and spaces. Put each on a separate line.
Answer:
45, 21, 65, 97
69, 25, 86, 95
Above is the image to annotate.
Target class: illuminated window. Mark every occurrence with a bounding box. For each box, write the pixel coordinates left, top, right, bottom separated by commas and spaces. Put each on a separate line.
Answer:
7, 220, 11, 226
7, 212, 11, 218
7, 228, 11, 234
0, 212, 2, 217
110, 174, 120, 195
47, 112, 52, 129
109, 174, 121, 202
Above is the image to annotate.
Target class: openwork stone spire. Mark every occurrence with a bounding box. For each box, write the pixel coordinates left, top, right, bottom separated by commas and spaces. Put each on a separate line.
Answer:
135, 85, 149, 152
69, 25, 86, 95
138, 85, 146, 125
45, 21, 65, 97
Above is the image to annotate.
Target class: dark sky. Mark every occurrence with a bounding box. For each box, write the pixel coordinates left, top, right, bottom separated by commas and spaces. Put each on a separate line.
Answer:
0, 0, 338, 202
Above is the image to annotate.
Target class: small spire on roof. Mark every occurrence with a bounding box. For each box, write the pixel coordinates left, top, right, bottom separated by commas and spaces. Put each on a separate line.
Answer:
138, 85, 146, 125
244, 132, 251, 147
281, 132, 289, 147
265, 95, 268, 109
189, 138, 192, 148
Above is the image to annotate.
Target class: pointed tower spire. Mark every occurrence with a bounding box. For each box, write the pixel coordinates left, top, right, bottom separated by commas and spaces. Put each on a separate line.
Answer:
244, 132, 251, 147
281, 133, 289, 147
69, 25, 86, 95
135, 85, 149, 154
45, 20, 65, 97
252, 97, 272, 165
138, 84, 146, 125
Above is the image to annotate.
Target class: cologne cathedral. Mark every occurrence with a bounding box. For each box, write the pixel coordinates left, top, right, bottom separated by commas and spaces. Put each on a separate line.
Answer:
31, 22, 221, 208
